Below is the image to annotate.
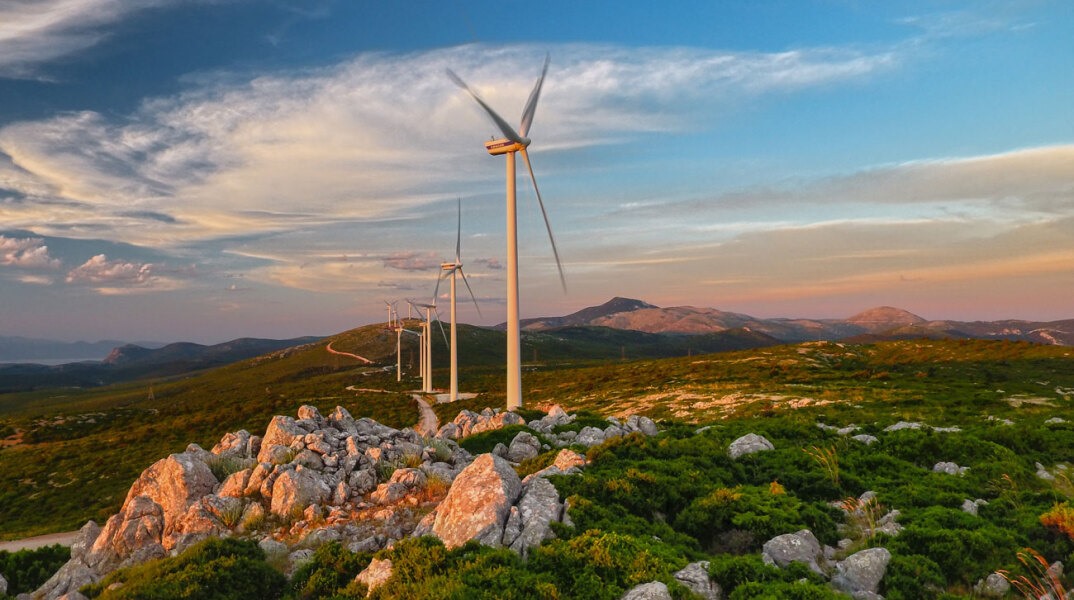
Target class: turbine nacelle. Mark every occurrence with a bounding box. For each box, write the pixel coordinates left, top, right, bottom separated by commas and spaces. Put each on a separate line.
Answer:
485, 138, 527, 156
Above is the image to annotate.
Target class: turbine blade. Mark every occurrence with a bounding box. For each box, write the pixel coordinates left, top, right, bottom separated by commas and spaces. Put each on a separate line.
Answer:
459, 268, 482, 317
455, 197, 462, 262
519, 54, 550, 138
434, 270, 445, 305
433, 308, 449, 348
447, 69, 524, 144
520, 148, 566, 291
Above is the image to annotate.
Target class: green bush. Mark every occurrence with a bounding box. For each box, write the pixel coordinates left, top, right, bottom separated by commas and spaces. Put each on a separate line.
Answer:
81, 538, 286, 600
0, 544, 70, 596
457, 425, 531, 454
285, 542, 371, 600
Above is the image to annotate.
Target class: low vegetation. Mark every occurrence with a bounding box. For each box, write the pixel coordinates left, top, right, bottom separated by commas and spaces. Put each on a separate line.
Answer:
0, 544, 70, 598
2, 335, 1074, 596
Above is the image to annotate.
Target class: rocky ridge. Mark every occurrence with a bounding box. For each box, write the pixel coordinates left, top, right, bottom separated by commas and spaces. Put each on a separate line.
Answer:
29, 404, 659, 599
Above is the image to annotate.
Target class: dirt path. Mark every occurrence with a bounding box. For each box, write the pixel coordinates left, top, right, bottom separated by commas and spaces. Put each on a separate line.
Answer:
325, 342, 373, 364
412, 394, 439, 437
0, 530, 79, 552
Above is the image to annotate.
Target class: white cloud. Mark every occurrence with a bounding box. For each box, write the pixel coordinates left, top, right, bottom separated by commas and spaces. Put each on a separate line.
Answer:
0, 0, 180, 78
0, 235, 61, 268
64, 253, 183, 294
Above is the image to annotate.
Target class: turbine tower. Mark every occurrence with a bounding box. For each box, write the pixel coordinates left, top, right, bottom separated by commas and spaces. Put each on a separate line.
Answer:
408, 300, 447, 394
448, 55, 565, 410
435, 199, 481, 403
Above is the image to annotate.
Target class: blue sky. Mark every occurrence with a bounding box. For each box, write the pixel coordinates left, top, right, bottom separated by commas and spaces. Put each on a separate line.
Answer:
1, 1, 1072, 343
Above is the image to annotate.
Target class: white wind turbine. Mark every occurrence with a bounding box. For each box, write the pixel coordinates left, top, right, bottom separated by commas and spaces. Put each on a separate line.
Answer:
408, 299, 447, 394
434, 199, 482, 403
448, 54, 565, 410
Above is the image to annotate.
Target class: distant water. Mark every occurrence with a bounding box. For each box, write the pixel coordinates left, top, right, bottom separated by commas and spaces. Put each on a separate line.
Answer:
0, 358, 103, 366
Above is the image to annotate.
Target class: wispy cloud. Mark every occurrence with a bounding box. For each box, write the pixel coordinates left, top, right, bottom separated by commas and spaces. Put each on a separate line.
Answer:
63, 253, 185, 294
0, 0, 180, 78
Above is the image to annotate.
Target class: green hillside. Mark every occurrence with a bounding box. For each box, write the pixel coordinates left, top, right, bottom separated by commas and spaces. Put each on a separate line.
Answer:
1, 333, 1072, 545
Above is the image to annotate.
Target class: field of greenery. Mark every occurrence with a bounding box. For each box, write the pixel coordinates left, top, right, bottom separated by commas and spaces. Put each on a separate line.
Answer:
2, 333, 1074, 597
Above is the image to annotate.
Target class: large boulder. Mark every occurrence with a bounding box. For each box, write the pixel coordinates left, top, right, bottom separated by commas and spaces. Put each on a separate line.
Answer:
831, 547, 891, 597
728, 433, 774, 459
270, 467, 331, 517
508, 477, 562, 556
506, 431, 542, 463
974, 572, 1011, 598
257, 416, 306, 463
762, 529, 825, 576
432, 454, 522, 548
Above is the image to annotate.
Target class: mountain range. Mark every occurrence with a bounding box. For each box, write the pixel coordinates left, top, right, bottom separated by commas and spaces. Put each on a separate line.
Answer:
516, 297, 1074, 346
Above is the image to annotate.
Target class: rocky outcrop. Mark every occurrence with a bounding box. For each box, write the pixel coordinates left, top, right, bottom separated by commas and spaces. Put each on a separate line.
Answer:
728, 433, 774, 459
33, 403, 648, 598
973, 572, 1011, 598
933, 461, 969, 476
432, 454, 522, 548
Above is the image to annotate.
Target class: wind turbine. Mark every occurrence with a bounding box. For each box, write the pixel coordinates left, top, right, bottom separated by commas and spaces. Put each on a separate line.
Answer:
448, 54, 565, 410
408, 299, 448, 393
384, 300, 398, 329
435, 199, 482, 403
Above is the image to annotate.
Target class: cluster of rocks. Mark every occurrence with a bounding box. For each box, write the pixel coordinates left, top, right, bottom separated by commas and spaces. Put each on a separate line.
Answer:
29, 403, 660, 600
438, 405, 658, 451
620, 561, 722, 600
760, 530, 891, 599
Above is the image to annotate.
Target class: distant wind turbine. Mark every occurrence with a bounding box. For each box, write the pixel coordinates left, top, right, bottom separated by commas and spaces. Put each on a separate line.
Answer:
435, 199, 481, 403
408, 299, 448, 393
448, 54, 565, 410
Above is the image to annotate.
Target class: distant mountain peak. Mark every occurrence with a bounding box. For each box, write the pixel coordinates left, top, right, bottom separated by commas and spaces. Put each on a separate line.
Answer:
846, 307, 927, 331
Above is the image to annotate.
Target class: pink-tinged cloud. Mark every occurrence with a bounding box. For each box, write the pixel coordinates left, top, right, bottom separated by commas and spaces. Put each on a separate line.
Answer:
473, 257, 503, 270
66, 254, 154, 285
0, 235, 61, 269
382, 251, 441, 272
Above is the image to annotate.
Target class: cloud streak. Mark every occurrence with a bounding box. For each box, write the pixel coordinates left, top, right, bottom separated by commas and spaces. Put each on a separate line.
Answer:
0, 235, 61, 269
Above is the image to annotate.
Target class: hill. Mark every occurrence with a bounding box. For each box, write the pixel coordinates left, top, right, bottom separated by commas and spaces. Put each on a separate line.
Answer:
0, 336, 322, 393
529, 298, 1074, 345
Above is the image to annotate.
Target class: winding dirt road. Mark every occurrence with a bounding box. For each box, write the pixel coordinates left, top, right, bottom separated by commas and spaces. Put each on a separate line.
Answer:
412, 394, 439, 437
325, 341, 373, 364
0, 530, 79, 552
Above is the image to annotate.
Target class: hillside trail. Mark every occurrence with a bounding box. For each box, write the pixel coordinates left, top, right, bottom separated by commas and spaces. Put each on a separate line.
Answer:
412, 394, 438, 437
0, 530, 79, 552
325, 342, 373, 364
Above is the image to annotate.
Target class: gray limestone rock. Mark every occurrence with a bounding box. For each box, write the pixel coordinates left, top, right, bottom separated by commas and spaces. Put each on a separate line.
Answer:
257, 416, 306, 463
621, 581, 673, 600
575, 426, 607, 447
270, 467, 330, 517
506, 431, 542, 463
432, 454, 522, 549
831, 547, 891, 596
508, 477, 561, 556
728, 433, 774, 459
673, 561, 721, 600
0, 573, 6, 596
851, 434, 879, 445
933, 461, 969, 476
762, 529, 825, 575
973, 572, 1011, 598
884, 421, 924, 432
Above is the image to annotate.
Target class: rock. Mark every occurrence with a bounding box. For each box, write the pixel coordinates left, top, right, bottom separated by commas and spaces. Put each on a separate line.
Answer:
961, 498, 988, 516
851, 434, 879, 445
673, 561, 721, 600
390, 467, 427, 489
270, 467, 331, 517
1046, 417, 1066, 424
762, 529, 825, 576
287, 549, 315, 577
509, 477, 562, 556
258, 416, 306, 463
371, 482, 408, 504
355, 558, 394, 594
296, 404, 323, 422
31, 557, 98, 600
57, 592, 89, 600
575, 426, 607, 447
502, 506, 523, 548
432, 454, 522, 549
831, 547, 891, 596
621, 581, 672, 600
506, 431, 542, 463
217, 468, 252, 498
884, 421, 924, 432
1037, 462, 1057, 481
933, 461, 969, 476
0, 573, 6, 596
974, 572, 1011, 597
728, 433, 774, 459
211, 430, 252, 458
492, 442, 508, 458
636, 416, 659, 437
553, 448, 587, 471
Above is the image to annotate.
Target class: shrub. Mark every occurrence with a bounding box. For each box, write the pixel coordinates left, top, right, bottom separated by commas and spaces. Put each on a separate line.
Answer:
1041, 502, 1074, 541
0, 544, 70, 596
80, 537, 285, 600
458, 425, 531, 454
285, 542, 371, 600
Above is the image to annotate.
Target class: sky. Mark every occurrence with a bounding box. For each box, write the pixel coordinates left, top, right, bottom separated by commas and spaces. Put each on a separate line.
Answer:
1, 1, 1073, 344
